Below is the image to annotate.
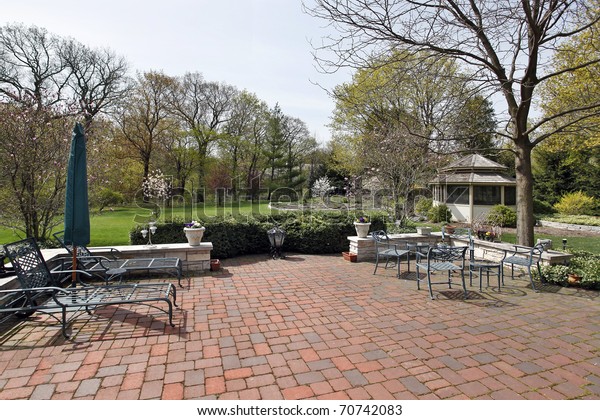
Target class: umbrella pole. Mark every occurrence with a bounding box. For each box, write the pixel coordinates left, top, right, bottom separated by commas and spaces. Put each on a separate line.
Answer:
71, 245, 77, 288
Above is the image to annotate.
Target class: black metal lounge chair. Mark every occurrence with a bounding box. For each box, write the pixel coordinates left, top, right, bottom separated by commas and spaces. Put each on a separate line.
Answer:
0, 238, 177, 338
53, 231, 183, 287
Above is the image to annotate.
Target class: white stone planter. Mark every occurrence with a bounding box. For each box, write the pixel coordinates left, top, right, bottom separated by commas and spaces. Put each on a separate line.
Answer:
184, 227, 205, 246
353, 222, 371, 238
416, 227, 432, 235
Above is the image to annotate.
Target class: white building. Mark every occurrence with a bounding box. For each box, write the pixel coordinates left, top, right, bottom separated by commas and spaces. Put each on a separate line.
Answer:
430, 154, 516, 223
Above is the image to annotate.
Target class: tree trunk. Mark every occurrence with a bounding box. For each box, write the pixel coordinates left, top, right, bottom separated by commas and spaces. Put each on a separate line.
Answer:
515, 143, 535, 246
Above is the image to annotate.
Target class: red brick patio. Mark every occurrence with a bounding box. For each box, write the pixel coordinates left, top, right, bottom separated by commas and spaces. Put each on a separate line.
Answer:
0, 253, 599, 400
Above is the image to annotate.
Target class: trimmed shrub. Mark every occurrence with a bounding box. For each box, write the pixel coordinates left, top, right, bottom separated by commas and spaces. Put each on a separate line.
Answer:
554, 191, 597, 216
427, 204, 452, 223
129, 211, 387, 258
486, 204, 517, 228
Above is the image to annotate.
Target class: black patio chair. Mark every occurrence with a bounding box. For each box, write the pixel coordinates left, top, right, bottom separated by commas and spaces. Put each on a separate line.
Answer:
53, 231, 183, 287
501, 243, 545, 291
416, 245, 468, 299
0, 238, 177, 338
372, 231, 411, 278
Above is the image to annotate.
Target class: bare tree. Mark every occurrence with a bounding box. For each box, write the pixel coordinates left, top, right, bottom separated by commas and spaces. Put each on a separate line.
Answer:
305, 0, 600, 245
60, 39, 130, 132
0, 24, 68, 110
363, 123, 431, 221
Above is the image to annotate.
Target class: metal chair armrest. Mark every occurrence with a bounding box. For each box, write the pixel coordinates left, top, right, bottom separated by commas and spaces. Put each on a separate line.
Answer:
89, 247, 122, 259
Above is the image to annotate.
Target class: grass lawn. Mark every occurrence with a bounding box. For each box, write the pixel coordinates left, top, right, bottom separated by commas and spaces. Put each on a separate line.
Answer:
499, 232, 600, 254
0, 202, 273, 247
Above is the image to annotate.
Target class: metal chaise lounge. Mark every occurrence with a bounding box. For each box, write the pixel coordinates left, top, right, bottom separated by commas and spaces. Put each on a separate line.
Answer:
0, 238, 177, 338
53, 231, 183, 287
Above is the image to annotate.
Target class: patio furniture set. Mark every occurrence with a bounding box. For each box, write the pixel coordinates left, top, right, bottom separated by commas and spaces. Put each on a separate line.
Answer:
372, 227, 545, 299
0, 236, 182, 338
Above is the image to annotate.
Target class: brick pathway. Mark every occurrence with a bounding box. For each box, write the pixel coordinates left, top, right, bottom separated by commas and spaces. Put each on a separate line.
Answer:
0, 253, 599, 400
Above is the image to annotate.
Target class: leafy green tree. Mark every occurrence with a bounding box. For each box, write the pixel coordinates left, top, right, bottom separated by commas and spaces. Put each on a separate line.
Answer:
305, 0, 600, 245
263, 104, 289, 200
536, 14, 600, 203
168, 73, 237, 201
221, 91, 270, 201
115, 71, 175, 182
329, 51, 488, 219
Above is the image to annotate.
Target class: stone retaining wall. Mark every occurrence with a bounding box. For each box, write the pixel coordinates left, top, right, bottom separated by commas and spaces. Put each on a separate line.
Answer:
540, 220, 600, 233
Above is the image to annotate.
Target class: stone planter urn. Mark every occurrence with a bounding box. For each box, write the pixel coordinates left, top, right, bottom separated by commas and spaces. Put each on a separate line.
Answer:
184, 227, 205, 246
416, 226, 431, 235
353, 222, 371, 238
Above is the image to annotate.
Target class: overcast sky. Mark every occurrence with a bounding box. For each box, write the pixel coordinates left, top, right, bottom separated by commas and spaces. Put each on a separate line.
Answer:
1, 0, 351, 144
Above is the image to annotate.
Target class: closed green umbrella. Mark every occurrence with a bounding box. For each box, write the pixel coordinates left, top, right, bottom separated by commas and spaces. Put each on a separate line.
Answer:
64, 122, 90, 286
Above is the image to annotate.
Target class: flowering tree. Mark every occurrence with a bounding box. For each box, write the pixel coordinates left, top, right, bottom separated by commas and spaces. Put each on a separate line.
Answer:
311, 176, 334, 202
0, 104, 72, 239
141, 169, 172, 221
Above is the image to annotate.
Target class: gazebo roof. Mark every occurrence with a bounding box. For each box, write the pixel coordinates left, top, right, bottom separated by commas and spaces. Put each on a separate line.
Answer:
440, 154, 508, 173
430, 154, 515, 185
430, 172, 516, 185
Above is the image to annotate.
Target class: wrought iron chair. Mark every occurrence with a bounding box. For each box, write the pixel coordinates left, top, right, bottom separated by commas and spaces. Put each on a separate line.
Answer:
468, 242, 503, 292
371, 231, 411, 278
441, 227, 472, 244
501, 243, 546, 291
0, 238, 177, 338
53, 231, 183, 287
416, 245, 468, 299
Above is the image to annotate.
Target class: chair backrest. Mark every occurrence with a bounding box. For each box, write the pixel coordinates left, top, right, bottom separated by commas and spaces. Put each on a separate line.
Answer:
3, 238, 56, 289
442, 227, 471, 242
429, 245, 468, 264
531, 243, 546, 262
371, 230, 389, 252
53, 231, 92, 257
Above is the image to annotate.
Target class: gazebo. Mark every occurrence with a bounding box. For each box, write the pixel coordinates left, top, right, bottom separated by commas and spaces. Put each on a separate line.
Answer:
430, 154, 516, 223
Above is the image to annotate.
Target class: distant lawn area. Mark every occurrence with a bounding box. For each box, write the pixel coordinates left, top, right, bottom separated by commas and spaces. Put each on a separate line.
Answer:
0, 202, 273, 247
499, 232, 600, 255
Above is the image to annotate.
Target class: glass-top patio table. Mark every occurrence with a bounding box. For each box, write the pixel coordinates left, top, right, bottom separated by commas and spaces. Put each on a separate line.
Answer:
85, 257, 183, 287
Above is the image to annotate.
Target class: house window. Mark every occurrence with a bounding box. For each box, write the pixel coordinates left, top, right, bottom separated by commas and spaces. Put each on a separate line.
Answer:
474, 186, 501, 205
446, 185, 469, 204
504, 186, 516, 205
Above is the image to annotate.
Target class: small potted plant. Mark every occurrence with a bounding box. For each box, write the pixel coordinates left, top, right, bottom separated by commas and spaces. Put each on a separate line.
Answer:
353, 216, 371, 238
567, 272, 582, 285
444, 224, 456, 234
183, 220, 205, 246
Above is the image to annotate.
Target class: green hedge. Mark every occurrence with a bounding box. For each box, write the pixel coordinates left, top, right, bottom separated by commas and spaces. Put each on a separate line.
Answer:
130, 211, 387, 259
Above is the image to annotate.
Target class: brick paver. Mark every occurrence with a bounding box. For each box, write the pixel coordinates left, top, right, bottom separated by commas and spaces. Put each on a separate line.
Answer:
0, 253, 599, 400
